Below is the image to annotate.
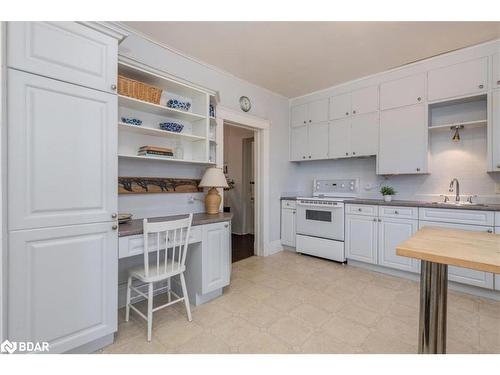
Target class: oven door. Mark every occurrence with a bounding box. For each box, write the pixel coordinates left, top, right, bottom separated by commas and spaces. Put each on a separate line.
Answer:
296, 203, 344, 241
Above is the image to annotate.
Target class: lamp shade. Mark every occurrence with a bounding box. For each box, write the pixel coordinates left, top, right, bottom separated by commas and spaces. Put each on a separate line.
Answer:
199, 167, 229, 188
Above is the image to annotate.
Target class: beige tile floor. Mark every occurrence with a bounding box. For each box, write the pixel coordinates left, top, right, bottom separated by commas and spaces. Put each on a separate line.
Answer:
101, 251, 500, 354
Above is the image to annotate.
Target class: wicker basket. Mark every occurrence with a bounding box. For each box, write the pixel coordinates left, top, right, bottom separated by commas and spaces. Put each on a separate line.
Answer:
118, 75, 162, 104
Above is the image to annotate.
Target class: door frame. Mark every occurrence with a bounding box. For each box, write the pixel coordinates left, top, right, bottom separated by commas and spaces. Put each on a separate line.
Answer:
216, 106, 270, 257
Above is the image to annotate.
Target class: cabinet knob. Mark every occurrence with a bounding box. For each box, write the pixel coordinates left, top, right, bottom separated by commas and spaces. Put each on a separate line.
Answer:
224, 224, 229, 228
303, 121, 307, 124
416, 168, 421, 172
112, 225, 118, 230
478, 84, 484, 89
358, 208, 362, 212
497, 164, 500, 169
394, 211, 399, 214
309, 120, 312, 123
417, 97, 421, 102
111, 213, 117, 219
497, 80, 500, 85
487, 229, 493, 233
308, 155, 311, 159
302, 156, 306, 159
345, 152, 349, 156
352, 110, 356, 114
345, 112, 349, 116
378, 219, 382, 222
373, 218, 377, 222
352, 152, 356, 155
111, 84, 117, 91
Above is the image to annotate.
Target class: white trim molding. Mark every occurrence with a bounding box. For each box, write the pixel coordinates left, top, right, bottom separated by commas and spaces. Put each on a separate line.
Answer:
216, 106, 271, 257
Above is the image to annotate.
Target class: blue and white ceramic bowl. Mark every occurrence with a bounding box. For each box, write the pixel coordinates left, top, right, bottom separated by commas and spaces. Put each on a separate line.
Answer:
159, 122, 184, 133
166, 99, 192, 112
121, 117, 142, 126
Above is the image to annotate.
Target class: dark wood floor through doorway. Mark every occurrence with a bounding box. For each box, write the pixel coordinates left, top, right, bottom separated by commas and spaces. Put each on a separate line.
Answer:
232, 234, 254, 263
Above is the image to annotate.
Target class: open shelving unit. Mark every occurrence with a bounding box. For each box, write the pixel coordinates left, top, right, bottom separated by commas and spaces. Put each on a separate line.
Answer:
428, 94, 487, 131
117, 59, 219, 165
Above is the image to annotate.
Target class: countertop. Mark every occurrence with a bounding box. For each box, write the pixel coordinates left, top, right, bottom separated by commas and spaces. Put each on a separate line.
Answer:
396, 226, 500, 273
342, 198, 500, 211
119, 212, 233, 237
281, 196, 300, 201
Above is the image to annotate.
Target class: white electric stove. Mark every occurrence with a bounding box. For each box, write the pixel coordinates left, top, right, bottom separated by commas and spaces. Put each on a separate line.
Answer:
296, 178, 359, 262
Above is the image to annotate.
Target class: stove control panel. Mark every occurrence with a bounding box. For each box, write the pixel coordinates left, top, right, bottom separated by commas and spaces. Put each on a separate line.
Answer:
313, 178, 359, 196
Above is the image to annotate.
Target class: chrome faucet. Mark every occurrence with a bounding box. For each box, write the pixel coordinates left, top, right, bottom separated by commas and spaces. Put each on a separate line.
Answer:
449, 178, 460, 202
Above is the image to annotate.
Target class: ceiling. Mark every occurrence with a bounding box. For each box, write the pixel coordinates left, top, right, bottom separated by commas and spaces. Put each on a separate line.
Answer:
124, 22, 500, 98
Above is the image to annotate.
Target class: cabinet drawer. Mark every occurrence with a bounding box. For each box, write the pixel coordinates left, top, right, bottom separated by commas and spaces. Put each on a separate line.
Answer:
345, 204, 378, 216
379, 206, 418, 220
418, 208, 494, 226
8, 22, 118, 93
281, 199, 297, 209
118, 226, 202, 259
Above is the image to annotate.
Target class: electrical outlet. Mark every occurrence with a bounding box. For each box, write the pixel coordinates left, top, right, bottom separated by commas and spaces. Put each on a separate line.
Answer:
495, 183, 500, 194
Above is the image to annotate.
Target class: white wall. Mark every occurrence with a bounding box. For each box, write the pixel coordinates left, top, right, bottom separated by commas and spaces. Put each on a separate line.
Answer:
117, 31, 293, 244
223, 125, 255, 234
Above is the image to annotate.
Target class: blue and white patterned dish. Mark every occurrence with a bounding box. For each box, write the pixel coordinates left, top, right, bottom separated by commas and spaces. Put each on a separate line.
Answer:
121, 117, 142, 126
159, 122, 184, 133
166, 99, 192, 112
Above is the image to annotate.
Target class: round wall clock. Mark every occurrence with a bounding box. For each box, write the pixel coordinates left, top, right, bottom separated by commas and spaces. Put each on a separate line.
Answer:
239, 96, 251, 112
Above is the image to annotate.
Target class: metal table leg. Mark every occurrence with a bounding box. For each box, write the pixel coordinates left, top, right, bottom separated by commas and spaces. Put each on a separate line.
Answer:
418, 260, 448, 354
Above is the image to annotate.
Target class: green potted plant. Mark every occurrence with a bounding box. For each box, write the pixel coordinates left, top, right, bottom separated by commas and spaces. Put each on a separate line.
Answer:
380, 185, 396, 202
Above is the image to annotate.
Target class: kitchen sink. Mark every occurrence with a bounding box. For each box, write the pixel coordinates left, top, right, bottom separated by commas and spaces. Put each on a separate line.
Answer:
430, 201, 487, 207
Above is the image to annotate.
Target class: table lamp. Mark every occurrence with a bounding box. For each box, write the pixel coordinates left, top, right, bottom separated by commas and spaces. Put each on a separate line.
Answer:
199, 167, 229, 214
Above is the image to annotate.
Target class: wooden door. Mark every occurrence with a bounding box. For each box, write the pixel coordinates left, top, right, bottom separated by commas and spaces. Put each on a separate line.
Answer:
328, 118, 351, 158
345, 215, 378, 264
8, 223, 118, 353
350, 112, 379, 157
8, 22, 117, 93
308, 122, 329, 160
378, 104, 427, 175
8, 69, 117, 230
378, 217, 418, 272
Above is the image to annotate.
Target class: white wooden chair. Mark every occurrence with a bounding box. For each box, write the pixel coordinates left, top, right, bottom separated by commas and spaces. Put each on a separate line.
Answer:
125, 214, 193, 341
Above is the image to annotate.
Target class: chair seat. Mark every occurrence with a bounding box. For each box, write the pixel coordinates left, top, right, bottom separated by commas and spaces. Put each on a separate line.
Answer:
128, 260, 185, 283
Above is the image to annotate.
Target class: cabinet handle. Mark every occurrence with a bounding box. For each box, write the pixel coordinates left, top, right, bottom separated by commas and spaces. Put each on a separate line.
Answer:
309, 155, 312, 159
373, 218, 377, 222
111, 84, 117, 91
352, 151, 356, 155
345, 152, 349, 156
224, 224, 229, 228
345, 112, 349, 116
358, 208, 362, 212
111, 213, 117, 219
394, 211, 399, 214
487, 229, 493, 233
303, 121, 306, 124
378, 219, 382, 222
309, 120, 312, 123
112, 225, 118, 230
478, 84, 484, 89
416, 168, 421, 172
302, 156, 306, 159
353, 110, 356, 114
417, 97, 421, 102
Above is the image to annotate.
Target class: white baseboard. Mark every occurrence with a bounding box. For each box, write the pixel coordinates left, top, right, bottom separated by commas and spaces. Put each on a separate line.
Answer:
265, 240, 283, 256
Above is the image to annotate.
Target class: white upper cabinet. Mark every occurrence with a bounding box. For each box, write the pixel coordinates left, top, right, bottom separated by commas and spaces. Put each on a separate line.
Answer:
427, 57, 488, 101
329, 86, 378, 120
291, 103, 308, 127
308, 122, 330, 160
308, 98, 329, 124
380, 73, 426, 110
8, 69, 118, 230
329, 118, 351, 159
8, 222, 118, 353
350, 112, 379, 157
290, 125, 309, 161
351, 86, 379, 115
291, 99, 328, 127
492, 90, 500, 171
378, 104, 427, 175
329, 92, 352, 120
493, 53, 500, 89
8, 22, 118, 93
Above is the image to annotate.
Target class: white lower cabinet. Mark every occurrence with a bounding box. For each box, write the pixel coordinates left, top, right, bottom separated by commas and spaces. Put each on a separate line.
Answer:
494, 227, 500, 291
281, 204, 296, 247
8, 223, 118, 353
345, 214, 378, 264
202, 221, 231, 294
419, 220, 494, 289
378, 217, 419, 272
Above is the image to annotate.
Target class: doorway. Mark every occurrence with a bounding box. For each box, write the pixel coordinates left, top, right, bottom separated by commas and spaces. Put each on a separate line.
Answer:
223, 123, 256, 262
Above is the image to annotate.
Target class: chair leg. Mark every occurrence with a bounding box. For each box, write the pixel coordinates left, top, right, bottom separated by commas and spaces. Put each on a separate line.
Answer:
125, 276, 132, 322
147, 282, 154, 342
167, 277, 172, 303
180, 272, 192, 322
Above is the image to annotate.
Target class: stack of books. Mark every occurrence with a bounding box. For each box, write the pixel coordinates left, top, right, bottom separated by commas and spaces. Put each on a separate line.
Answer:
138, 145, 174, 158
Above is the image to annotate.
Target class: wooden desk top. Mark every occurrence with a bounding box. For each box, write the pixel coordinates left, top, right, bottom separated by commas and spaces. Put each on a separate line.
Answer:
396, 226, 500, 273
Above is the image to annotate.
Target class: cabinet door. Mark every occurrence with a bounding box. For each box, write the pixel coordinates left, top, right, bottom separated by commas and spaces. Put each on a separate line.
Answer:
8, 22, 117, 93
329, 118, 351, 158
8, 223, 118, 353
291, 103, 308, 127
308, 98, 329, 123
308, 122, 329, 160
351, 86, 378, 115
378, 218, 418, 272
491, 90, 500, 171
419, 221, 494, 289
350, 112, 379, 157
281, 209, 296, 247
345, 215, 378, 264
202, 222, 231, 294
380, 73, 426, 110
329, 92, 351, 120
378, 104, 427, 175
290, 124, 309, 161
428, 57, 488, 101
8, 70, 118, 230
495, 227, 500, 291
493, 53, 500, 89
